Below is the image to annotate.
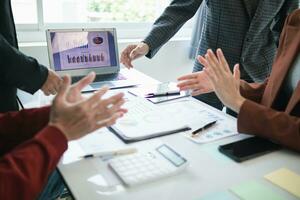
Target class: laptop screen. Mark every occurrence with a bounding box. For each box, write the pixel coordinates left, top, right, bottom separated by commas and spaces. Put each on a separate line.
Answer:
49, 30, 117, 72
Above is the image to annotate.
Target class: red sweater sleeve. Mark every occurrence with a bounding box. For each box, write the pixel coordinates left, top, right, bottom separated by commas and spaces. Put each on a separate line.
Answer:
0, 126, 68, 200
0, 106, 51, 156
238, 100, 300, 152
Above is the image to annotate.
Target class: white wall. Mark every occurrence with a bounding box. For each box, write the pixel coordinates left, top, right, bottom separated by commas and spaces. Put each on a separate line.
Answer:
19, 39, 194, 82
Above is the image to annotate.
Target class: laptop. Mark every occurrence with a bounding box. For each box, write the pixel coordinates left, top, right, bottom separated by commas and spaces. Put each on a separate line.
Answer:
46, 28, 136, 91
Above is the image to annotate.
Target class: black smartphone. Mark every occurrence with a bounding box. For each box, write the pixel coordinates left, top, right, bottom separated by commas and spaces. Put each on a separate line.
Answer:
218, 136, 281, 162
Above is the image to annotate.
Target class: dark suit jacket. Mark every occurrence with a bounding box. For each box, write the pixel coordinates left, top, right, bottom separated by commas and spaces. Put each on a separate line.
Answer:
143, 0, 297, 82
238, 9, 300, 152
0, 0, 48, 112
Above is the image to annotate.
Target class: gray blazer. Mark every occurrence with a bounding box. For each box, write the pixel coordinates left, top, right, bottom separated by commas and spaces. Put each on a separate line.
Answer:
143, 0, 298, 82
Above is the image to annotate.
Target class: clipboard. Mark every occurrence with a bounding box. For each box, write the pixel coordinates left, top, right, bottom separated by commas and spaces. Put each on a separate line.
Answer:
109, 126, 191, 144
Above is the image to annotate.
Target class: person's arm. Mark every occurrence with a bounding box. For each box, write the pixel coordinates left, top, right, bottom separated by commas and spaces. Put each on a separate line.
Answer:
239, 79, 268, 103
238, 100, 300, 152
0, 126, 68, 200
0, 34, 48, 94
271, 0, 298, 46
143, 0, 203, 58
0, 107, 51, 155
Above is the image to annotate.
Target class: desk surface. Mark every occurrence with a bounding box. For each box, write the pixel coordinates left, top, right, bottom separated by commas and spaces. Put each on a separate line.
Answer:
53, 69, 300, 200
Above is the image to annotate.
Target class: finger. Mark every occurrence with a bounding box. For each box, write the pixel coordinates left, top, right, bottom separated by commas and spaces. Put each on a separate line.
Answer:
203, 67, 217, 85
95, 104, 127, 122
121, 47, 134, 68
197, 55, 210, 69
73, 72, 96, 91
191, 88, 210, 96
177, 73, 198, 81
179, 83, 204, 91
207, 49, 220, 68
84, 86, 109, 106
53, 78, 62, 93
107, 99, 126, 114
129, 46, 142, 60
55, 75, 71, 101
216, 49, 230, 73
95, 112, 123, 129
205, 53, 220, 77
177, 79, 198, 88
99, 93, 125, 108
49, 88, 57, 95
43, 89, 50, 96
206, 51, 222, 76
233, 64, 240, 82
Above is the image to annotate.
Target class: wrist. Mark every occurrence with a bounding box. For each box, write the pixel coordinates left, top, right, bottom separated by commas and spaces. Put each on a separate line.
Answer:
141, 41, 150, 54
48, 122, 71, 141
233, 96, 246, 113
142, 41, 150, 54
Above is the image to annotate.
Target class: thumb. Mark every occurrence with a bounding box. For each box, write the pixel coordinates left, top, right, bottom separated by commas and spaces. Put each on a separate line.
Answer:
233, 64, 240, 82
130, 46, 144, 59
74, 72, 96, 91
129, 46, 141, 60
56, 75, 71, 102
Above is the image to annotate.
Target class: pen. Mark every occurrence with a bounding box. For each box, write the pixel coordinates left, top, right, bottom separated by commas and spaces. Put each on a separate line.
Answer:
191, 120, 217, 136
146, 91, 180, 98
81, 85, 137, 94
81, 147, 137, 159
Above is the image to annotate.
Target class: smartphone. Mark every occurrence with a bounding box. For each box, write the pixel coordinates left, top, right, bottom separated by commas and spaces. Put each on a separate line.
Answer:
218, 136, 281, 162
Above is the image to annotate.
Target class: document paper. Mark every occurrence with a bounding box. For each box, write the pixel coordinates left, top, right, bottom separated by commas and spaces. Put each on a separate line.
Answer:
111, 98, 216, 140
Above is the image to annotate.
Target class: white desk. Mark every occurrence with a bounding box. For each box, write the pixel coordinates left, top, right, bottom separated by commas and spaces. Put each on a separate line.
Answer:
46, 69, 300, 200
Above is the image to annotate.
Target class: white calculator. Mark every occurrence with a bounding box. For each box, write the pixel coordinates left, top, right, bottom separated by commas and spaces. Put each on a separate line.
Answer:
108, 144, 188, 186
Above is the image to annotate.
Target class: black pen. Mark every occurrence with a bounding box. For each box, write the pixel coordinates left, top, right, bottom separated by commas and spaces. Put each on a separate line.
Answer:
192, 120, 217, 136
146, 91, 180, 98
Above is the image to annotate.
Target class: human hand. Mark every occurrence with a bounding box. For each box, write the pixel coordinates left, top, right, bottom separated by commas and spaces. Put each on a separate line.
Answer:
120, 42, 149, 68
65, 72, 96, 103
177, 71, 213, 96
49, 75, 127, 141
41, 69, 62, 96
199, 49, 245, 112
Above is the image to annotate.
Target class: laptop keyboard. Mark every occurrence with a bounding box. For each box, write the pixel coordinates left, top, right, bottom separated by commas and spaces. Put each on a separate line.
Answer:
71, 73, 126, 83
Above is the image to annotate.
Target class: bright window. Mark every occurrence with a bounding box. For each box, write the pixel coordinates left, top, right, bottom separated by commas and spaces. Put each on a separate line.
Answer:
11, 0, 37, 24
43, 0, 170, 23
11, 0, 192, 42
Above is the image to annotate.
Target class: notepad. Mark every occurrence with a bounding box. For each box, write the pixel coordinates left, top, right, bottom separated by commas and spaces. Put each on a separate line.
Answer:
264, 168, 300, 198
230, 180, 284, 200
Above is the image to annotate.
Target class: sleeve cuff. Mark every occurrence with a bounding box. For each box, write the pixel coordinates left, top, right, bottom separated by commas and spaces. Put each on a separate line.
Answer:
237, 100, 267, 135
34, 125, 68, 158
